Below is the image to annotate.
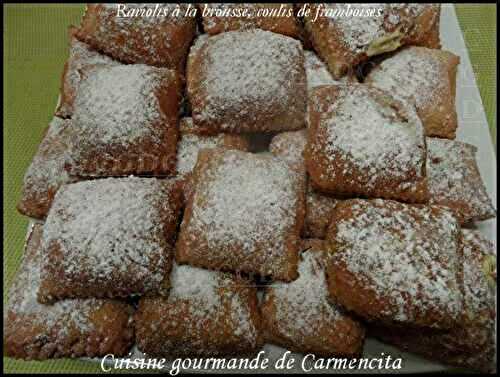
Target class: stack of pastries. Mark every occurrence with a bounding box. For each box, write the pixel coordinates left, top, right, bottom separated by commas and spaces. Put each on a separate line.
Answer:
5, 3, 497, 373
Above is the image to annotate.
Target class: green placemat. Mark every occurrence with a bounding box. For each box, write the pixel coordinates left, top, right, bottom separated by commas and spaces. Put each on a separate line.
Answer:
3, 4, 497, 374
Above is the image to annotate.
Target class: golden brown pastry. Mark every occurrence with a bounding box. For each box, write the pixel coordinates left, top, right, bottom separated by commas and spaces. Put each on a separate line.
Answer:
17, 117, 75, 219
56, 27, 119, 118
135, 262, 262, 357
38, 177, 183, 303
187, 30, 307, 134
269, 130, 339, 239
366, 46, 459, 138
176, 149, 306, 282
305, 85, 428, 203
4, 223, 134, 360
304, 4, 441, 78
199, 3, 301, 38
177, 117, 249, 202
370, 229, 496, 373
326, 199, 463, 329
261, 239, 365, 357
75, 3, 196, 71
65, 64, 181, 178
427, 138, 496, 224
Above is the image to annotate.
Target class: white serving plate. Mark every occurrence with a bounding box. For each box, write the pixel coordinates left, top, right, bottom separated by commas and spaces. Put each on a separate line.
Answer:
45, 3, 495, 373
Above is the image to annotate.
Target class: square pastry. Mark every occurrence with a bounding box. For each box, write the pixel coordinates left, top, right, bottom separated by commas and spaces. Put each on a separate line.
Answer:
66, 64, 181, 177
326, 199, 463, 329
4, 223, 134, 360
370, 230, 496, 373
177, 117, 249, 178
135, 263, 262, 357
176, 149, 306, 281
56, 27, 119, 118
261, 240, 365, 357
199, 3, 301, 38
269, 130, 339, 239
427, 138, 496, 224
75, 3, 196, 70
187, 30, 307, 134
304, 4, 441, 78
177, 117, 249, 201
38, 177, 183, 303
366, 47, 460, 139
305, 85, 428, 203
17, 117, 75, 219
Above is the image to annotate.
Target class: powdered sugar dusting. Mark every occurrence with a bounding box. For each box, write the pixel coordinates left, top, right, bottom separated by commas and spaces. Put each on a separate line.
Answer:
321, 4, 432, 54
311, 85, 425, 191
332, 199, 463, 324
41, 177, 178, 295
460, 230, 496, 318
21, 117, 73, 200
269, 130, 307, 168
191, 151, 298, 256
66, 39, 118, 96
304, 51, 345, 90
367, 47, 446, 111
182, 149, 303, 278
270, 248, 339, 338
86, 4, 194, 67
177, 118, 226, 176
191, 29, 305, 132
427, 138, 496, 223
71, 64, 165, 147
7, 224, 99, 336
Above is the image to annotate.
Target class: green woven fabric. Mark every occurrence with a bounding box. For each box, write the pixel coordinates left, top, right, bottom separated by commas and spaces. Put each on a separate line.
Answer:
3, 4, 496, 374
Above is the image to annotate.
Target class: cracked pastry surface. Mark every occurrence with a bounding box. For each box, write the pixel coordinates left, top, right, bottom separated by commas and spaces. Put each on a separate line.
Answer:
38, 177, 183, 303
4, 223, 135, 360
304, 4, 441, 78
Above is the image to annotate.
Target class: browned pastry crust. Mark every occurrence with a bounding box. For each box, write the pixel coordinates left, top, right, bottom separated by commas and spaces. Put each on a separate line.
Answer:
304, 4, 441, 78
177, 117, 249, 202
305, 188, 339, 239
56, 27, 119, 118
38, 177, 183, 303
4, 223, 135, 360
199, 3, 301, 38
269, 130, 339, 239
75, 4, 196, 71
176, 148, 306, 282
187, 30, 307, 134
366, 46, 459, 139
65, 64, 181, 178
17, 117, 75, 219
427, 138, 496, 224
305, 85, 428, 203
261, 240, 365, 357
370, 229, 496, 373
135, 263, 263, 358
326, 199, 463, 329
